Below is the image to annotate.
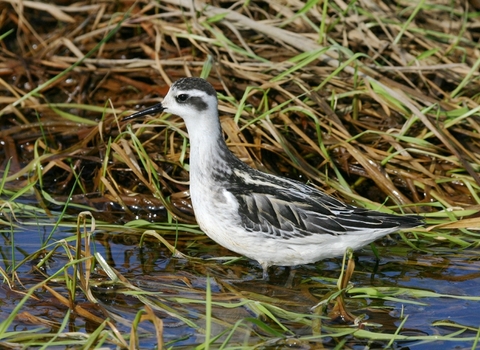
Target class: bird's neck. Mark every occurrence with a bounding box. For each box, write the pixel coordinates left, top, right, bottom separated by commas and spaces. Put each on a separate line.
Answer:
184, 112, 236, 184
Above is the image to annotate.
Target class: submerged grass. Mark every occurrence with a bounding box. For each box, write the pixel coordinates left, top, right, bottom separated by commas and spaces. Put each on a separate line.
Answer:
1, 0, 480, 348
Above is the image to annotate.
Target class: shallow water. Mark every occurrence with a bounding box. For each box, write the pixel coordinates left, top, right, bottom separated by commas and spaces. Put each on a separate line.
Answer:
1, 221, 480, 349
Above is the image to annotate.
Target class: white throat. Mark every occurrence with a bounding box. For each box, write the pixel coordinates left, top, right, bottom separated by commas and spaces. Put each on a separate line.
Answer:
183, 111, 226, 176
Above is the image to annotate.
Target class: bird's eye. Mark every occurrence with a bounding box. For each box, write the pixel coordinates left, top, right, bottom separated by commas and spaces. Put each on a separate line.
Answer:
176, 94, 188, 102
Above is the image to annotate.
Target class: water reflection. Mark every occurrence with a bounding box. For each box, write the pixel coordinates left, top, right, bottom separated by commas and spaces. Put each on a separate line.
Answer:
1, 226, 480, 348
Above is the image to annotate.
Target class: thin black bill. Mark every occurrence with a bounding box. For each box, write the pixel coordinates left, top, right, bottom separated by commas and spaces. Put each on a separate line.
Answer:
123, 103, 165, 121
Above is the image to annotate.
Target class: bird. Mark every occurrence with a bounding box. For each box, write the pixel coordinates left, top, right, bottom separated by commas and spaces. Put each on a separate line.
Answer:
124, 77, 424, 279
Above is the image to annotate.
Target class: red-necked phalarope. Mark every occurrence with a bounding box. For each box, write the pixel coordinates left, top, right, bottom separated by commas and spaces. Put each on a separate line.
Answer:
125, 77, 424, 279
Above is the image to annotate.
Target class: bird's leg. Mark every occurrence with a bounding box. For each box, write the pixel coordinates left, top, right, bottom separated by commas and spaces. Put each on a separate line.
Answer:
284, 267, 296, 288
261, 263, 270, 280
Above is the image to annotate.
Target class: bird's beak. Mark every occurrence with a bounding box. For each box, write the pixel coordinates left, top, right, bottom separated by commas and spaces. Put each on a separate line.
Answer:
123, 102, 165, 121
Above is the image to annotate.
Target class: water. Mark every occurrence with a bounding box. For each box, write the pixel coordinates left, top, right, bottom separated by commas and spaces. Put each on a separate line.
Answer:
1, 219, 479, 349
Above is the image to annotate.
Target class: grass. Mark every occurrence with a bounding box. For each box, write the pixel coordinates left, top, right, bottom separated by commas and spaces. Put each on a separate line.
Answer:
1, 0, 480, 348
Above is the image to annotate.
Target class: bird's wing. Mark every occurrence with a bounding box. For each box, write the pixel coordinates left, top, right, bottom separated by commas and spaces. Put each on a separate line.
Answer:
227, 171, 414, 241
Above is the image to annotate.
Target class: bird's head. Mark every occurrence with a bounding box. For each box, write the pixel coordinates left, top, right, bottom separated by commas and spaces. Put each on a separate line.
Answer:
124, 77, 218, 122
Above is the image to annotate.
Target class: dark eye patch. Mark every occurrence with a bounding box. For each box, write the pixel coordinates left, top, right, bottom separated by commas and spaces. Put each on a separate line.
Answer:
174, 92, 208, 111
176, 94, 189, 102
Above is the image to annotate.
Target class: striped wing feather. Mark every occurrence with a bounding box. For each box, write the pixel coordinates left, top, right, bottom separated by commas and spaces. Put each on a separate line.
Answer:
228, 174, 421, 241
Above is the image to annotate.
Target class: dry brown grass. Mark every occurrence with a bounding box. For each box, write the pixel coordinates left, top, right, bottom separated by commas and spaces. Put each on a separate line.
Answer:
1, 0, 479, 226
